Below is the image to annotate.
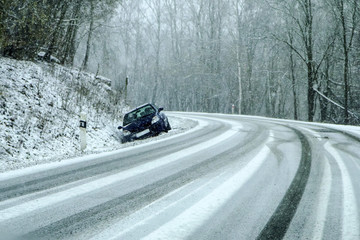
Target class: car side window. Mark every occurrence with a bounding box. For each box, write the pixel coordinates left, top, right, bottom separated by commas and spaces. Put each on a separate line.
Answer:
145, 108, 152, 115
146, 106, 155, 115
129, 113, 135, 121
137, 110, 144, 118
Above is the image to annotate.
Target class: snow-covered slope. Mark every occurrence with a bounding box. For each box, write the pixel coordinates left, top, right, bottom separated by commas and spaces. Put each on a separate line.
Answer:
0, 57, 129, 171
0, 57, 196, 172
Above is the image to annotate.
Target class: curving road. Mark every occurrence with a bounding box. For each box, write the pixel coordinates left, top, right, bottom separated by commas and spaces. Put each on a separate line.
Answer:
0, 112, 360, 240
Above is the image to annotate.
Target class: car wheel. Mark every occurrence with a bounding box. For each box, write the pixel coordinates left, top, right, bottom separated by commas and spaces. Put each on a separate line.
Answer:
165, 119, 171, 132
121, 135, 132, 144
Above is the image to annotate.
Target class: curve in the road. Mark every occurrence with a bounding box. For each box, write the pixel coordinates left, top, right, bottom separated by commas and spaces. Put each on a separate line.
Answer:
1, 113, 360, 240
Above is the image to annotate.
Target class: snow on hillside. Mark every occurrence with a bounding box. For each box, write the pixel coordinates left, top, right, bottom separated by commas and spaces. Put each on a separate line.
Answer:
0, 57, 196, 172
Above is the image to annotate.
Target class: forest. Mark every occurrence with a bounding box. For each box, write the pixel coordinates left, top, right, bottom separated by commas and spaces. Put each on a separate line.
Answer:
1, 0, 359, 124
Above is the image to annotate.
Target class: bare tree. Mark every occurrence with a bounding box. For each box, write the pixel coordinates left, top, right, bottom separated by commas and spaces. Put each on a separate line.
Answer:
331, 0, 358, 123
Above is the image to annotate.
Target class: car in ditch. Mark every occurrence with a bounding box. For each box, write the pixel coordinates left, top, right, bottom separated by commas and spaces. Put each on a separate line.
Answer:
118, 103, 171, 143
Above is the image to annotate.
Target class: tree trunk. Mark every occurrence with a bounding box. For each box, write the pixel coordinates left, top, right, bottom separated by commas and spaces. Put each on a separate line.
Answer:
82, 0, 95, 71
151, 1, 161, 104
61, 0, 82, 65
44, 3, 68, 62
304, 0, 316, 122
287, 31, 298, 120
339, 0, 349, 123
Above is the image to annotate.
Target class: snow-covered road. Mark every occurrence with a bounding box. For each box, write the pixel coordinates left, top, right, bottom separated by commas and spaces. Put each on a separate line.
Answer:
0, 113, 360, 240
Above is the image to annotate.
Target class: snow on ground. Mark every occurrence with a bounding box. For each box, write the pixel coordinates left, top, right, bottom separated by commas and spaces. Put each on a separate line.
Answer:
0, 57, 196, 173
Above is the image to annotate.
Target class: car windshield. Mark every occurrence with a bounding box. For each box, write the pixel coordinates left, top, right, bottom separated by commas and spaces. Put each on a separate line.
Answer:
123, 104, 156, 126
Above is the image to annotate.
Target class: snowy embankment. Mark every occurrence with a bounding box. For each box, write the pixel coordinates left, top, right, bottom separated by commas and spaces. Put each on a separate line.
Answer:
0, 57, 196, 172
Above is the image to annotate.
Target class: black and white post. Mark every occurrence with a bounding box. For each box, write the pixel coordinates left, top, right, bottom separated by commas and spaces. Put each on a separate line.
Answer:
80, 112, 87, 151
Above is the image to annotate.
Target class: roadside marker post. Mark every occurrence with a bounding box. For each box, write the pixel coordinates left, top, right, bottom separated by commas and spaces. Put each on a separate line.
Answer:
80, 112, 87, 151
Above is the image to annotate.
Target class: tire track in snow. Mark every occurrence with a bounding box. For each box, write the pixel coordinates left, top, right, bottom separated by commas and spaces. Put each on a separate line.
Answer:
118, 132, 273, 240
89, 170, 231, 240
311, 156, 332, 240
325, 142, 360, 240
256, 127, 312, 240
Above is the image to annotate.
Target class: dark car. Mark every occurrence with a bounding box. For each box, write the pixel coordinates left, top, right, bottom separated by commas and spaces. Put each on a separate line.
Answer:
118, 103, 171, 143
